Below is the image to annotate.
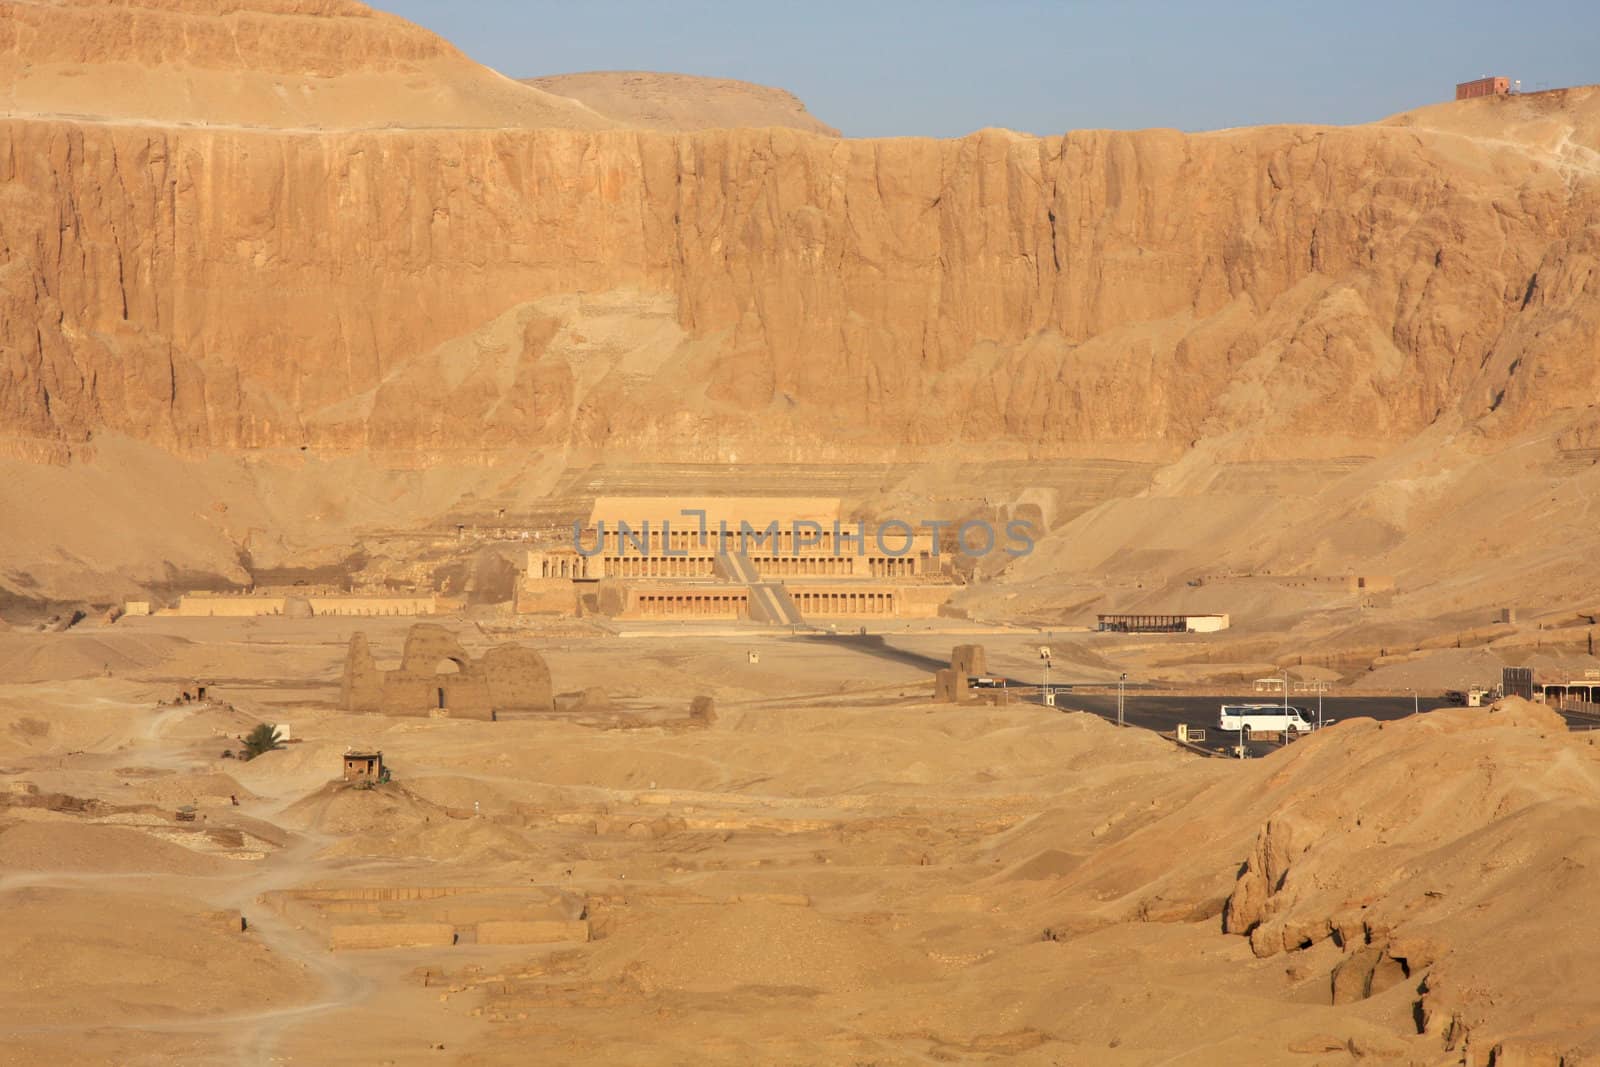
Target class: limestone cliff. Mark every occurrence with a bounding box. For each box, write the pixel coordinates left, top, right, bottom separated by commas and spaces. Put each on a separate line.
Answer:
3, 88, 1597, 465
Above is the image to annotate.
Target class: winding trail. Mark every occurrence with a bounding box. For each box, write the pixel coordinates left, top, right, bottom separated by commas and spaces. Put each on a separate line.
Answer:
0, 697, 377, 1064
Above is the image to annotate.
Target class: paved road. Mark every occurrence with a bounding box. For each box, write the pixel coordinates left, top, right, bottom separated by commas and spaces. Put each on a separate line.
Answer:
807, 633, 1600, 757
1046, 691, 1600, 757
1048, 692, 1437, 757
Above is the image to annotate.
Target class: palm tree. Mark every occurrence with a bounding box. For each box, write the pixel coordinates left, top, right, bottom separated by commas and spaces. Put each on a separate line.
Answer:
240, 724, 283, 761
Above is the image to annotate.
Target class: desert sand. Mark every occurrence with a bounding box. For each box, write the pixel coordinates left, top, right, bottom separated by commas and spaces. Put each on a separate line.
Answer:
2, 615, 1599, 1065
4, 1, 1600, 1063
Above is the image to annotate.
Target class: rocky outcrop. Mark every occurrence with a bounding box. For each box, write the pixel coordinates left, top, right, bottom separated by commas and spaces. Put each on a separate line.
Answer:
1209, 701, 1595, 1052
1017, 701, 1600, 1057
1221, 812, 1309, 943
1330, 947, 1408, 1005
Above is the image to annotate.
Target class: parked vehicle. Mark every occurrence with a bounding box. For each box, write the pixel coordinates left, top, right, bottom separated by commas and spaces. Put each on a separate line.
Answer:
1218, 703, 1315, 739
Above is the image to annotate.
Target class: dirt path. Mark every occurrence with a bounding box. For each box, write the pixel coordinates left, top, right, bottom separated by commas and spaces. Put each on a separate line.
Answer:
1, 697, 379, 1064
0, 841, 374, 1063
215, 832, 375, 1066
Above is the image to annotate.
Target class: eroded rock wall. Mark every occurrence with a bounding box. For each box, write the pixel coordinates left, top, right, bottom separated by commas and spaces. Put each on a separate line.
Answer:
5, 98, 1595, 464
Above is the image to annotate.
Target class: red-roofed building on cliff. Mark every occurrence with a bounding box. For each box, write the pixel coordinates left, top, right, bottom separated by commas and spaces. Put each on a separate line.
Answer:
1456, 76, 1511, 100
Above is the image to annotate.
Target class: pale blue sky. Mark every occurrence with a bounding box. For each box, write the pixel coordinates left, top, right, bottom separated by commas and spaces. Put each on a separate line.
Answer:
375, 1, 1596, 137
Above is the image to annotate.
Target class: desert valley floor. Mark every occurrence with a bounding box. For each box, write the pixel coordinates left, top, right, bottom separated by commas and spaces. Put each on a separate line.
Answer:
3, 615, 1599, 1065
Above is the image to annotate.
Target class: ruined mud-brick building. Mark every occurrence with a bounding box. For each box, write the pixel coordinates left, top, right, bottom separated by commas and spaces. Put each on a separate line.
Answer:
934, 644, 989, 704
340, 623, 553, 718
343, 750, 384, 782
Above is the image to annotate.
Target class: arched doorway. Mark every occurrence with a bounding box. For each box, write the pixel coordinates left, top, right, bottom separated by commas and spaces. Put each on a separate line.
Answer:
434, 657, 462, 708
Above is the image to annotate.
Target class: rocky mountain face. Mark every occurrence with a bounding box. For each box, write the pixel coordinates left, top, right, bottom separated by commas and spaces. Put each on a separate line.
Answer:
4, 87, 1596, 466
3, 0, 455, 73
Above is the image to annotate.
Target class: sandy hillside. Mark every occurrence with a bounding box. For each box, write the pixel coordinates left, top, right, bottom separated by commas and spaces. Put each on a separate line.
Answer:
0, 0, 619, 129
0, 820, 234, 874
0, 886, 310, 1021
524, 70, 840, 134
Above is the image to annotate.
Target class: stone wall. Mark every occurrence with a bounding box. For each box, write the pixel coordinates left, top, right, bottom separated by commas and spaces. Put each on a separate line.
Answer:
170, 595, 288, 617
169, 593, 435, 617
897, 585, 954, 618
329, 922, 456, 951
515, 579, 577, 615
306, 595, 436, 616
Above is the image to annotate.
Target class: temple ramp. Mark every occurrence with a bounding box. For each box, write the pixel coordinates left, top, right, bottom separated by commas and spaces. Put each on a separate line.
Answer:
748, 581, 805, 627
713, 552, 805, 626
716, 551, 760, 584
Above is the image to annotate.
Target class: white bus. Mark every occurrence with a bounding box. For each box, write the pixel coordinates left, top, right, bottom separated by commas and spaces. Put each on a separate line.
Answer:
1218, 703, 1315, 739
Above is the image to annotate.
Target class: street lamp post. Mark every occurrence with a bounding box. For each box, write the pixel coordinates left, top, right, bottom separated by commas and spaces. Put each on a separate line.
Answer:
1040, 646, 1052, 706
1282, 669, 1293, 747
1235, 691, 1246, 759
1118, 672, 1128, 727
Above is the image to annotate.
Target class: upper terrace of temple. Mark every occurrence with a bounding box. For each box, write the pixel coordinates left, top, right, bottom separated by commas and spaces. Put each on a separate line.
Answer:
567, 497, 937, 560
